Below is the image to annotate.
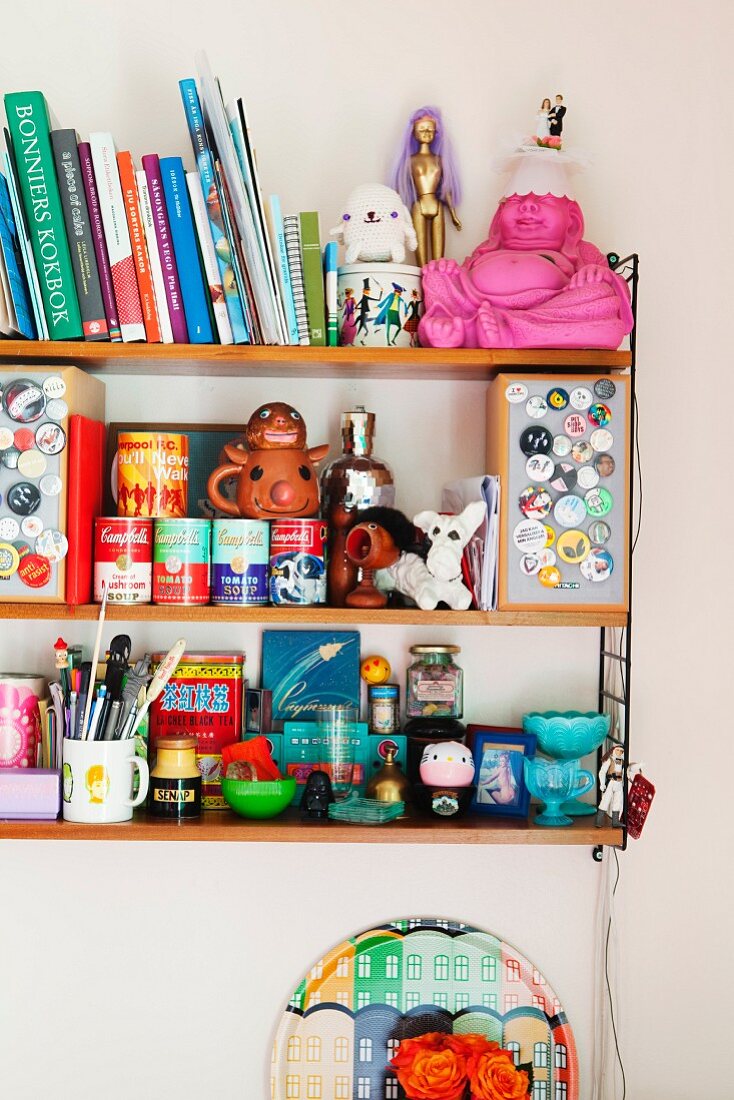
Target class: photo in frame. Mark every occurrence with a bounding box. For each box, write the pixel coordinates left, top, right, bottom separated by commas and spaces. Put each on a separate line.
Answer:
467, 726, 537, 817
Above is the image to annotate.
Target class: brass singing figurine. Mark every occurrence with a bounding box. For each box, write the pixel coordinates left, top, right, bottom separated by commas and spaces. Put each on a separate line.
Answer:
390, 106, 462, 267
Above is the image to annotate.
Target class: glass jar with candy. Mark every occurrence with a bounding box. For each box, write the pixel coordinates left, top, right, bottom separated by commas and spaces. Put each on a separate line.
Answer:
406, 645, 463, 719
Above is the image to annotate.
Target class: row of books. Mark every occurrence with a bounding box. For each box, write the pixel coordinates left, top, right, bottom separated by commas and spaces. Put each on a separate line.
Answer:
0, 53, 336, 346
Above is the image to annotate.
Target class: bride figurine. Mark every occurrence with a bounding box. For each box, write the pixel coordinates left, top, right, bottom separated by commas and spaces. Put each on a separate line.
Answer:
535, 97, 551, 139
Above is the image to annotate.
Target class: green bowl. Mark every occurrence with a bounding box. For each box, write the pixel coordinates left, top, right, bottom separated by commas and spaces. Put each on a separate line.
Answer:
221, 777, 297, 819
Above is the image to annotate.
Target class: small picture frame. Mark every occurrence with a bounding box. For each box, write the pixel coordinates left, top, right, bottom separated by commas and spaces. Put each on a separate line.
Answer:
468, 727, 537, 818
246, 688, 272, 735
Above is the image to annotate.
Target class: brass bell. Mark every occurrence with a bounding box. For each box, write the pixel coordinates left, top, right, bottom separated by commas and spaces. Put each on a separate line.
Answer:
365, 746, 412, 810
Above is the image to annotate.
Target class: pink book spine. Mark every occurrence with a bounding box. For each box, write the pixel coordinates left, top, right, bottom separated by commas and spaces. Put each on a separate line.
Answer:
141, 153, 188, 343
78, 141, 121, 342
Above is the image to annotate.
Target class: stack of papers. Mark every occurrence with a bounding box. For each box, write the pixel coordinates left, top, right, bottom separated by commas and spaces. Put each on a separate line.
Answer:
442, 476, 501, 611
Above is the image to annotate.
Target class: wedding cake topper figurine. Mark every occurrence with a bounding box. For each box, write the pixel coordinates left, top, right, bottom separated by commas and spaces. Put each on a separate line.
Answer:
390, 106, 462, 267
418, 137, 634, 350
534, 94, 566, 148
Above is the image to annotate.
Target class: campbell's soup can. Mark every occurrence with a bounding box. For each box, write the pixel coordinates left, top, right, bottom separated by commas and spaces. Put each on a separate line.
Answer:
153, 519, 211, 605
212, 519, 269, 605
269, 519, 327, 606
117, 432, 189, 518
94, 518, 153, 604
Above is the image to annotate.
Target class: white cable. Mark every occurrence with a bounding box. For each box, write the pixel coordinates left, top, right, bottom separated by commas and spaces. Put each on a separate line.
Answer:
591, 847, 623, 1099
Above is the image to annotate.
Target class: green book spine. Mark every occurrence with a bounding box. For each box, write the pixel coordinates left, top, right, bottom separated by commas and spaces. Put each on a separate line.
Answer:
298, 211, 325, 347
4, 91, 82, 339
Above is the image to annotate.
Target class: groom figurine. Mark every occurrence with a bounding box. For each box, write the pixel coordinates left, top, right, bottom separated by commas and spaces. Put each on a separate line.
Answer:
548, 94, 566, 137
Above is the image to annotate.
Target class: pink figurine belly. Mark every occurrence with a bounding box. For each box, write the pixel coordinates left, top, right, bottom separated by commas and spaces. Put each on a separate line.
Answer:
469, 251, 569, 296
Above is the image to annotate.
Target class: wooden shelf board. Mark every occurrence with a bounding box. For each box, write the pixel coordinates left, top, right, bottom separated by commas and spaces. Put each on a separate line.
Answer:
0, 806, 622, 845
0, 603, 628, 627
0, 341, 631, 380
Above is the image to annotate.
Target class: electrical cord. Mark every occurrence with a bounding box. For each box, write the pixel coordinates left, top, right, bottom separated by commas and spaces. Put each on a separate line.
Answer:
605, 849, 626, 1099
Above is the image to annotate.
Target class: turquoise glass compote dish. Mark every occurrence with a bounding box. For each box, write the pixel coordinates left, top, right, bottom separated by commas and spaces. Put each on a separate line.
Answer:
522, 711, 610, 815
523, 757, 595, 827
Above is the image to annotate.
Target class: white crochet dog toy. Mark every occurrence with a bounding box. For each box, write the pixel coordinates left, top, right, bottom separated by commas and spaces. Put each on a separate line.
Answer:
376, 501, 487, 610
330, 183, 417, 263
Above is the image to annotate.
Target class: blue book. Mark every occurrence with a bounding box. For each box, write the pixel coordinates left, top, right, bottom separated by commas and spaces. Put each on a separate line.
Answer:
0, 172, 36, 338
179, 78, 249, 345
266, 195, 299, 344
159, 156, 213, 343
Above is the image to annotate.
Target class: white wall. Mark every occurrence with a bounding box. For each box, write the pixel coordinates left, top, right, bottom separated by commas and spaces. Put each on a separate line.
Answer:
0, 3, 731, 1098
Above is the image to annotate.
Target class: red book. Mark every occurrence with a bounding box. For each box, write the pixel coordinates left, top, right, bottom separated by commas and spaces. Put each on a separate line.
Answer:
66, 416, 106, 605
117, 151, 161, 343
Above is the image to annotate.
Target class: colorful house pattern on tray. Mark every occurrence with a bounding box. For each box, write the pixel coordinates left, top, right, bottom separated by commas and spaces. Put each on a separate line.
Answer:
272, 918, 578, 1100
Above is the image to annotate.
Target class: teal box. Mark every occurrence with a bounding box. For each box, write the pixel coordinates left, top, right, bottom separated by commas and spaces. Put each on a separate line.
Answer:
262, 630, 361, 729
284, 720, 373, 789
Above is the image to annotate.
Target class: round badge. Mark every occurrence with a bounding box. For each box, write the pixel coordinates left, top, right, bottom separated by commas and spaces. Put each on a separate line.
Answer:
585, 487, 613, 517
505, 382, 528, 403
13, 428, 35, 452
564, 413, 587, 438
595, 453, 616, 478
538, 565, 562, 588
518, 485, 553, 520
525, 454, 554, 482
40, 474, 63, 497
546, 387, 569, 410
0, 517, 20, 540
45, 398, 69, 421
526, 395, 549, 419
580, 548, 614, 582
12, 540, 31, 559
588, 403, 612, 428
590, 429, 614, 453
17, 449, 47, 479
513, 519, 548, 553
7, 482, 42, 516
552, 435, 572, 457
2, 378, 46, 423
520, 553, 542, 577
571, 440, 594, 464
42, 375, 67, 399
569, 387, 593, 411
543, 525, 556, 548
550, 462, 578, 493
18, 553, 52, 588
519, 425, 553, 456
35, 422, 67, 455
589, 520, 612, 546
1, 447, 20, 470
0, 427, 13, 450
557, 529, 591, 565
0, 542, 20, 578
577, 465, 600, 490
554, 494, 588, 528
594, 378, 616, 400
21, 515, 44, 538
35, 529, 69, 563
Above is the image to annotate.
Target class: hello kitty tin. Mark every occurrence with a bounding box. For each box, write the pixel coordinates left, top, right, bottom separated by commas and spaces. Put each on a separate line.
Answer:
419, 741, 476, 787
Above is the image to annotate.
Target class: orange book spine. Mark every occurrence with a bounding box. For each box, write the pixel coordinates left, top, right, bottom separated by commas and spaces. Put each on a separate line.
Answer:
117, 150, 161, 342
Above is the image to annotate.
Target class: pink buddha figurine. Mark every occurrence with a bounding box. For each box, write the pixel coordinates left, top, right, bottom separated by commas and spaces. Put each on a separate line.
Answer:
418, 148, 634, 350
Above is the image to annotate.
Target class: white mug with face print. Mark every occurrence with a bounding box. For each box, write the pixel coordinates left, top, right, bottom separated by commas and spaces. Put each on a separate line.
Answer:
62, 737, 149, 823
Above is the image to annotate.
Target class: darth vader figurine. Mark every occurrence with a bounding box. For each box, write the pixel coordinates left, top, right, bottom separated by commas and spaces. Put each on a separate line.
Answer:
300, 770, 335, 819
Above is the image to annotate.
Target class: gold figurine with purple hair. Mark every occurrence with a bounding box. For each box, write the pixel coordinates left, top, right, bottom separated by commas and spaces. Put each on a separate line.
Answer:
390, 106, 462, 267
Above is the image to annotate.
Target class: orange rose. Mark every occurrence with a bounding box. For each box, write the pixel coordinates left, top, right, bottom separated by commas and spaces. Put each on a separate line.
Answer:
446, 1033, 499, 1064
470, 1049, 530, 1100
390, 1033, 469, 1100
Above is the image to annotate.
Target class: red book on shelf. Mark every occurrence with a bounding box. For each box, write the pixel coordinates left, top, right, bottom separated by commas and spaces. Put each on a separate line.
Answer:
117, 150, 161, 343
66, 416, 106, 605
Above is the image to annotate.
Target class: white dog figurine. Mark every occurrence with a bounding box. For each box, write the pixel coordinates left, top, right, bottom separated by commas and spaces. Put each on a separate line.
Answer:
376, 501, 486, 610
330, 183, 417, 263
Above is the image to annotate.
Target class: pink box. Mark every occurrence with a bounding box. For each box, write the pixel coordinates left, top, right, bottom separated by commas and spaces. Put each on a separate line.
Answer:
0, 769, 61, 820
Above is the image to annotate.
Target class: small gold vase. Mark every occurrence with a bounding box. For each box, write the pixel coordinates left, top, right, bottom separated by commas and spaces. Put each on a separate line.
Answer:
365, 746, 412, 811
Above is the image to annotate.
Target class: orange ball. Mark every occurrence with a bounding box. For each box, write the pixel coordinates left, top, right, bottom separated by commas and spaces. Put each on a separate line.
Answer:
360, 655, 391, 685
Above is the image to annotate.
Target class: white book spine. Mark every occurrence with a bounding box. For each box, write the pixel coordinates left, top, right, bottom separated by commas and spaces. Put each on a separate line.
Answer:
89, 133, 145, 342
136, 170, 173, 344
185, 171, 232, 346
283, 215, 310, 346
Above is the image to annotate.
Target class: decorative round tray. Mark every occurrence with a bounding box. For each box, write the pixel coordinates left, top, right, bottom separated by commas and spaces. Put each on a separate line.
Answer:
271, 917, 578, 1098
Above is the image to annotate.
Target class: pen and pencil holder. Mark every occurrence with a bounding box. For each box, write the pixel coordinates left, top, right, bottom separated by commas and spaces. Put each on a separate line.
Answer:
62, 737, 149, 823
